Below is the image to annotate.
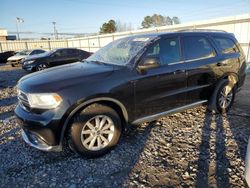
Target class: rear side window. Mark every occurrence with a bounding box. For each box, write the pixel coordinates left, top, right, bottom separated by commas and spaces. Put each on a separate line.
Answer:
68, 49, 78, 56
213, 37, 239, 54
145, 37, 181, 65
31, 50, 44, 55
183, 36, 215, 61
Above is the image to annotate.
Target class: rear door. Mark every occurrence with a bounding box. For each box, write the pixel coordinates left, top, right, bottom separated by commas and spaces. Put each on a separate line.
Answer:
212, 36, 241, 73
135, 36, 188, 119
182, 34, 219, 104
68, 49, 80, 62
49, 49, 70, 66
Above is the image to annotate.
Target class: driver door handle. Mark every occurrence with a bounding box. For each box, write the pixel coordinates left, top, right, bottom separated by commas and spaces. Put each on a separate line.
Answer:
173, 69, 185, 74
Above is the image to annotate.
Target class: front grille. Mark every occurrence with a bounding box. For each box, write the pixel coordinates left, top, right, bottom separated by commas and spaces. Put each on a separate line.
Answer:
17, 90, 31, 111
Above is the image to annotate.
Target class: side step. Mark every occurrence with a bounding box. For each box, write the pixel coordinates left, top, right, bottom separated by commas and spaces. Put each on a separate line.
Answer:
132, 100, 207, 124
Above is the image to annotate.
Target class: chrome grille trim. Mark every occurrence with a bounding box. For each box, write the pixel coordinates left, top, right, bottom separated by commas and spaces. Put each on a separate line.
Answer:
17, 90, 31, 111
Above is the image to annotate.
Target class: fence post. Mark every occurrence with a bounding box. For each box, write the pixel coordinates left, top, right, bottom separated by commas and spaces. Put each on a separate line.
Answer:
0, 42, 2, 53
87, 38, 90, 52
48, 40, 51, 50
98, 37, 101, 49
25, 41, 28, 50
6, 42, 9, 51
66, 40, 69, 48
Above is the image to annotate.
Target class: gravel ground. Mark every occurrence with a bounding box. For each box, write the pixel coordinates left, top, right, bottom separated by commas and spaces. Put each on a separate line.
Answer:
0, 64, 250, 187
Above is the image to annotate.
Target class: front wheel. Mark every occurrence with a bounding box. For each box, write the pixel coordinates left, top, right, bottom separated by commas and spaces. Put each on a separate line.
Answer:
208, 79, 236, 113
68, 104, 122, 157
36, 63, 48, 71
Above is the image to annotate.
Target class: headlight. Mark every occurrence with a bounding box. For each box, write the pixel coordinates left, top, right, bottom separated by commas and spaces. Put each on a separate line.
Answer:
24, 60, 34, 65
27, 93, 62, 109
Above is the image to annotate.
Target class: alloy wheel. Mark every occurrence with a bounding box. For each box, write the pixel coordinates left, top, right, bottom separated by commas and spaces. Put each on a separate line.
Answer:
37, 64, 47, 71
80, 115, 115, 151
218, 85, 233, 109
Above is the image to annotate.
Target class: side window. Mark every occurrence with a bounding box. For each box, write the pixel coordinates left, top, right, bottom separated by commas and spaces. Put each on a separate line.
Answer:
183, 36, 215, 61
30, 51, 36, 55
36, 50, 45, 54
144, 37, 181, 65
67, 49, 78, 56
61, 50, 69, 56
54, 50, 66, 57
214, 37, 239, 54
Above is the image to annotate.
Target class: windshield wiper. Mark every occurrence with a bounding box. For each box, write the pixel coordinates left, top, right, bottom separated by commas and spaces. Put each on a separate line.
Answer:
86, 60, 109, 65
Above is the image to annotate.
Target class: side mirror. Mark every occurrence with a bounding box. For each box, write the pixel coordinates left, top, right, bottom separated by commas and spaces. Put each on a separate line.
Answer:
138, 57, 160, 70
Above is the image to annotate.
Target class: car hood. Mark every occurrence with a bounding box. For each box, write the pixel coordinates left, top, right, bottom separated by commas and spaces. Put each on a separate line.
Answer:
18, 61, 121, 92
7, 55, 26, 61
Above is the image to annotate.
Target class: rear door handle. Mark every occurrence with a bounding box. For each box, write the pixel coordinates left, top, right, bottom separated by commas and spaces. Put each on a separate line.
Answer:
217, 62, 227, 66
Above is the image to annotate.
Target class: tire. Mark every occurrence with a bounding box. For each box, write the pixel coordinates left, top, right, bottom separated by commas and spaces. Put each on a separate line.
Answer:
11, 64, 15, 67
208, 79, 236, 113
68, 103, 122, 157
36, 63, 48, 71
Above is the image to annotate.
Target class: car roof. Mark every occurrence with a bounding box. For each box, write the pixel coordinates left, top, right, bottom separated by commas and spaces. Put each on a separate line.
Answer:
127, 29, 233, 39
31, 49, 46, 51
54, 48, 79, 51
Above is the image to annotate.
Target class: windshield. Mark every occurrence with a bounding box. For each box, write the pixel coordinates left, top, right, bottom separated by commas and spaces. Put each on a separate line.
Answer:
86, 36, 155, 65
15, 50, 31, 56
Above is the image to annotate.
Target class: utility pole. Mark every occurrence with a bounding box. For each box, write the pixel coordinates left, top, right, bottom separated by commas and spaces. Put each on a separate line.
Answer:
52, 21, 58, 39
16, 17, 24, 40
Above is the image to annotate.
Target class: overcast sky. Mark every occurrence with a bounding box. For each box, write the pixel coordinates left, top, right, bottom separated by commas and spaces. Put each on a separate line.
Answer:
0, 0, 249, 38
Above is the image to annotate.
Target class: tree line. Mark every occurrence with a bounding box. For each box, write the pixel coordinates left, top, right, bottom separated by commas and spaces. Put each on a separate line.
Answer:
99, 14, 180, 34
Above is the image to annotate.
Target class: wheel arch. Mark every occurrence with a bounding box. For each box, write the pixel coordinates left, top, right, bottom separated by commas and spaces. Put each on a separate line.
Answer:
220, 72, 238, 86
59, 97, 128, 145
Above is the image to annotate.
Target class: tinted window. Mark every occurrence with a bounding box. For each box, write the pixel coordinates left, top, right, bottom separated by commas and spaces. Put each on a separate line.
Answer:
54, 49, 68, 57
214, 37, 239, 54
183, 36, 215, 60
145, 37, 181, 65
30, 50, 44, 55
68, 49, 78, 56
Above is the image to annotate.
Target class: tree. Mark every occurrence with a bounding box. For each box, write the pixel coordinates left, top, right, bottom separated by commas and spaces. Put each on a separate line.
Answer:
141, 16, 153, 28
116, 20, 133, 32
172, 16, 180, 24
99, 20, 117, 34
141, 14, 180, 28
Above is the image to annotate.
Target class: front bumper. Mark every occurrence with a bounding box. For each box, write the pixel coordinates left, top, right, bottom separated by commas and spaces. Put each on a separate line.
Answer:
22, 64, 35, 71
21, 129, 62, 151
15, 104, 64, 151
7, 61, 20, 65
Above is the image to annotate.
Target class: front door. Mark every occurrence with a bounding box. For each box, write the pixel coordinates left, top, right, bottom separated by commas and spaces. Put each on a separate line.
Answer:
135, 36, 188, 119
50, 49, 70, 66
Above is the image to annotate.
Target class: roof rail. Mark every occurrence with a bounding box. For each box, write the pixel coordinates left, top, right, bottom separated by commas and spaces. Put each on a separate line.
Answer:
177, 29, 227, 33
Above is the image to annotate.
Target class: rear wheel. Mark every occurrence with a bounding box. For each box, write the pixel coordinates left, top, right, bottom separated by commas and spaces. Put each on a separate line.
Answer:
36, 63, 48, 71
208, 79, 236, 113
68, 104, 122, 157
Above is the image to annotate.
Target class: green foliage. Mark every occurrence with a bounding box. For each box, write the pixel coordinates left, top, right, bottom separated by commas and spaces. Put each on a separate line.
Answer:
141, 14, 181, 28
99, 20, 117, 34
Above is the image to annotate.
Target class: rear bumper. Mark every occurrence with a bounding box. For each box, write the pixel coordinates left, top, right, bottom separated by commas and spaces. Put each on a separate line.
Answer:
246, 138, 250, 186
237, 72, 246, 92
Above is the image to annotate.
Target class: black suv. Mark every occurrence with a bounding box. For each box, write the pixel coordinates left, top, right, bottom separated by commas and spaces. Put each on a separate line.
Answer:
15, 31, 247, 157
22, 48, 91, 72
